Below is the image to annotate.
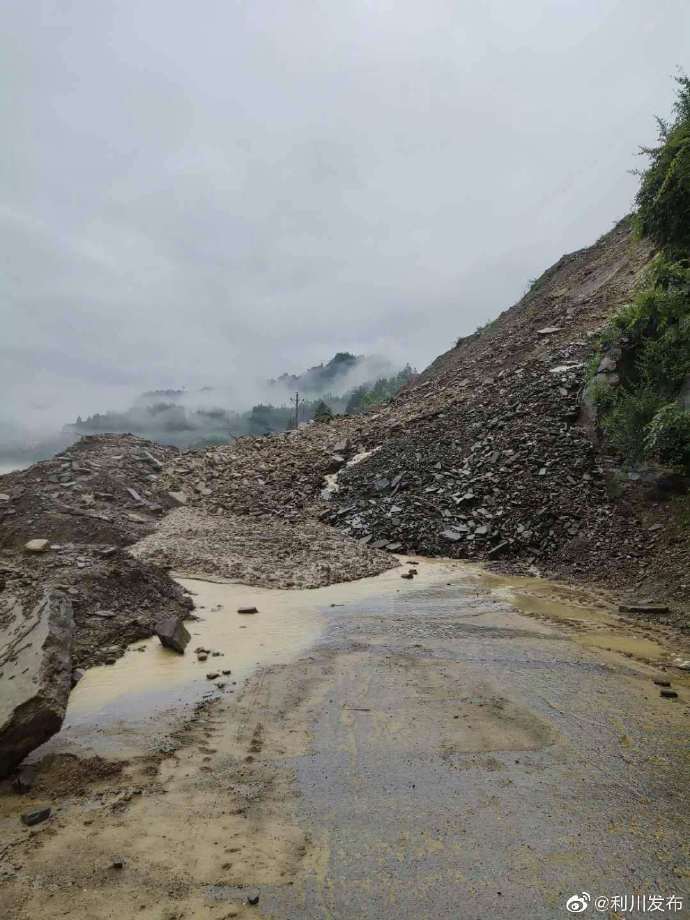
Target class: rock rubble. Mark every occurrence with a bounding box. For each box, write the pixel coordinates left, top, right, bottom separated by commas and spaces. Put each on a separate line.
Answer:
325, 356, 604, 564
130, 507, 395, 589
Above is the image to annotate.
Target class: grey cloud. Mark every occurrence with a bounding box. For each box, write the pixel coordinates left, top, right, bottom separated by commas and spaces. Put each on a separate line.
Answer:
2, 0, 689, 440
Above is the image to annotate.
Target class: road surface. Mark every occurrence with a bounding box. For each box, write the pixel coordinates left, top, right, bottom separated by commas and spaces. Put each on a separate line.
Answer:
1, 559, 688, 919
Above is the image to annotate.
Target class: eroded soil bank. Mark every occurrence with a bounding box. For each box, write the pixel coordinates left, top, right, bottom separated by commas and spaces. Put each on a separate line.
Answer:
1, 559, 688, 920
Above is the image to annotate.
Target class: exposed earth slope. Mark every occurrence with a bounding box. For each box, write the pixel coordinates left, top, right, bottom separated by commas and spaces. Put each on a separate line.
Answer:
325, 218, 689, 612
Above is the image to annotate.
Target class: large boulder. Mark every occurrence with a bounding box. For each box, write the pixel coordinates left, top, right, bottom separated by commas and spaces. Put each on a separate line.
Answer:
155, 615, 190, 654
0, 590, 74, 778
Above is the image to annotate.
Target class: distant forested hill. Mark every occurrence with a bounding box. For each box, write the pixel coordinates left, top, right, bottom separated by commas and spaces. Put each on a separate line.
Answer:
65, 355, 417, 447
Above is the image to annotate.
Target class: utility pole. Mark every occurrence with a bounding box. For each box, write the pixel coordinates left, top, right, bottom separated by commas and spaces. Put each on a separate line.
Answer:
294, 391, 300, 430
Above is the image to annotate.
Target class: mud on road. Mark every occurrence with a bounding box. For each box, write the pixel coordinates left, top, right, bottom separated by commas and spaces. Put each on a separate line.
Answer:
1, 560, 689, 919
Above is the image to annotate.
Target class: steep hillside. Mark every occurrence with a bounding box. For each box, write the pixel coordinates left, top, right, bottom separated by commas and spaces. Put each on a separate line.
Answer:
324, 219, 689, 620
143, 218, 688, 617
152, 217, 687, 617
386, 216, 650, 423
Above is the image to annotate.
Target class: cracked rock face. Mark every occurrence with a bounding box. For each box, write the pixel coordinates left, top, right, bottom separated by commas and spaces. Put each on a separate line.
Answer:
0, 590, 74, 777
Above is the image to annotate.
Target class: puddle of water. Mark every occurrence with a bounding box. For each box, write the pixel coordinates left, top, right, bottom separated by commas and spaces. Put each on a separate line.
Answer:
578, 632, 668, 659
467, 568, 613, 622
466, 567, 676, 668
46, 558, 466, 759
50, 578, 325, 757
489, 584, 614, 628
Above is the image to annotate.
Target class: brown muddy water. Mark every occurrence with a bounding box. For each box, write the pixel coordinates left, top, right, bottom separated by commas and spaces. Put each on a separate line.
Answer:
40, 576, 327, 759
36, 558, 684, 762
471, 567, 683, 667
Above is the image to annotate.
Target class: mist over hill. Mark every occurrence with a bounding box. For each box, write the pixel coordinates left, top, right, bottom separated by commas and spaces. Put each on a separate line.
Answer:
0, 353, 414, 468
270, 352, 396, 394
61, 354, 416, 451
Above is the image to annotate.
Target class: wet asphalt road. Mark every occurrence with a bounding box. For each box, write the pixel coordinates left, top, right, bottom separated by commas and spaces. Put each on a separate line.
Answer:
265, 561, 689, 919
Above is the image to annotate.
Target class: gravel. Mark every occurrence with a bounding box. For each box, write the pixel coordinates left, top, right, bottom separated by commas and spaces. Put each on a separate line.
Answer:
130, 507, 397, 589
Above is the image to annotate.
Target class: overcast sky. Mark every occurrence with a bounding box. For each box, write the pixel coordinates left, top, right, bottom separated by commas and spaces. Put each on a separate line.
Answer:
2, 0, 689, 439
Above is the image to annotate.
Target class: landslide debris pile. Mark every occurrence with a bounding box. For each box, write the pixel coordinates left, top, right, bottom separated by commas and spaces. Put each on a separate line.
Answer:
159, 423, 363, 519
0, 434, 193, 669
136, 424, 397, 585
323, 219, 688, 605
325, 220, 650, 562
325, 357, 606, 563
131, 507, 395, 588
0, 433, 183, 549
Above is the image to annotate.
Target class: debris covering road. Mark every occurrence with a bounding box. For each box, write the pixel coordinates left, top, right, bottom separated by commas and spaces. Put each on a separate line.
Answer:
1, 217, 688, 781
130, 507, 396, 588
